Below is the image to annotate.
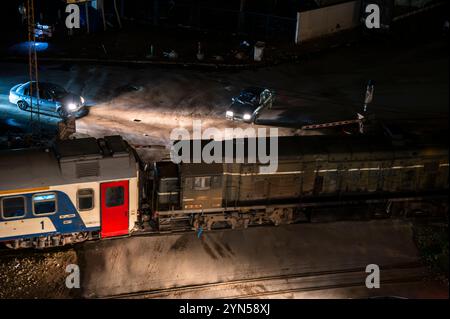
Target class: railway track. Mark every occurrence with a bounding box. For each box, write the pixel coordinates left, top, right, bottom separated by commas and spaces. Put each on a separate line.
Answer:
99, 262, 428, 299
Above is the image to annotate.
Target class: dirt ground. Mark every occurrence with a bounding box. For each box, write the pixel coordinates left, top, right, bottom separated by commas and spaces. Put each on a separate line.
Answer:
0, 248, 79, 298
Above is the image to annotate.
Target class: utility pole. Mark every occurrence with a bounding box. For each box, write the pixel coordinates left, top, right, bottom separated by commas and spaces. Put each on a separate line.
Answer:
26, 0, 41, 140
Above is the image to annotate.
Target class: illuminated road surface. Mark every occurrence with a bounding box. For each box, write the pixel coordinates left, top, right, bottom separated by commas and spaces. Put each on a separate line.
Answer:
0, 38, 448, 151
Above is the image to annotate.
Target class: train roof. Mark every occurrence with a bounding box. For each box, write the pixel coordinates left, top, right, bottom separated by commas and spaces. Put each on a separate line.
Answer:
170, 133, 449, 164
0, 136, 138, 192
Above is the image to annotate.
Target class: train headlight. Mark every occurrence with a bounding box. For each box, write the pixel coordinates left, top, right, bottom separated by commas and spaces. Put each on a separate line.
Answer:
226, 111, 233, 117
243, 113, 251, 121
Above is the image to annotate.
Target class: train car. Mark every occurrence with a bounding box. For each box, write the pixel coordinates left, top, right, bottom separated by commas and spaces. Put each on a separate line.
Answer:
1, 132, 448, 249
0, 136, 140, 249
153, 134, 449, 231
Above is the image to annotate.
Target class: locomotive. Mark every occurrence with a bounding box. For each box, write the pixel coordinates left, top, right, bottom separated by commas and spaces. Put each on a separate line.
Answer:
0, 133, 448, 249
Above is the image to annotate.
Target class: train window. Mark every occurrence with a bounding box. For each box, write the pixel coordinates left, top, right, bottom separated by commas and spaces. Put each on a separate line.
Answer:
77, 189, 94, 211
33, 193, 57, 215
106, 186, 124, 207
194, 177, 211, 190
1, 196, 26, 219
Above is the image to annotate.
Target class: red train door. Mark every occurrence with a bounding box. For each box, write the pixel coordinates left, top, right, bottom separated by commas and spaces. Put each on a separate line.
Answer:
101, 180, 129, 238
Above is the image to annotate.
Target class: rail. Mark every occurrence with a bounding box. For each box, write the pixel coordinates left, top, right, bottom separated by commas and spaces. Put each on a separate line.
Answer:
98, 261, 426, 299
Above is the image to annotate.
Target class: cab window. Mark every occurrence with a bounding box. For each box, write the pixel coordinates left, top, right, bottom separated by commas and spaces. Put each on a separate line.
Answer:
1, 196, 26, 219
33, 193, 57, 215
194, 177, 211, 190
77, 189, 94, 211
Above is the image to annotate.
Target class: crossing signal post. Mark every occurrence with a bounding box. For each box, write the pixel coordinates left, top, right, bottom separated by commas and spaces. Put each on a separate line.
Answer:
301, 80, 376, 135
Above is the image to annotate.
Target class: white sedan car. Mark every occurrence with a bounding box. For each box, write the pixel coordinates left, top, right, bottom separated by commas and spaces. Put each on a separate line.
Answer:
9, 81, 87, 118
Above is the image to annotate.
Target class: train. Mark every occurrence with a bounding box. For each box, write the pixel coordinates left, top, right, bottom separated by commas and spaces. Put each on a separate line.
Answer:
0, 133, 448, 249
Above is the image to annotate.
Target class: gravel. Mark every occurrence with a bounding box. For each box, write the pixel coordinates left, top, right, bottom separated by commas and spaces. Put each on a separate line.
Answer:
0, 249, 79, 299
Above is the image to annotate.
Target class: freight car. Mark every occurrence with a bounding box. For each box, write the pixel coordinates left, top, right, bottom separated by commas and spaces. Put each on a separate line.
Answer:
0, 133, 448, 249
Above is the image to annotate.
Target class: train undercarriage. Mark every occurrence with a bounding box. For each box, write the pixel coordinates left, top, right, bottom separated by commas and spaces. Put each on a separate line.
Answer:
2, 194, 447, 249
153, 193, 448, 233
4, 231, 99, 250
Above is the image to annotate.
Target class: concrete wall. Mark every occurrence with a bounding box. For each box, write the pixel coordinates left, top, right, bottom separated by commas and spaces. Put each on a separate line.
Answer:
295, 1, 361, 44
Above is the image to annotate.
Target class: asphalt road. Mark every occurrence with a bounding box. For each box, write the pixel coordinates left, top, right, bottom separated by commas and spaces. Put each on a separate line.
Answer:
1, 37, 448, 150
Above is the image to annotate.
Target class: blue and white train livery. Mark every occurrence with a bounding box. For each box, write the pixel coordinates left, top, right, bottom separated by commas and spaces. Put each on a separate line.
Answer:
0, 136, 140, 249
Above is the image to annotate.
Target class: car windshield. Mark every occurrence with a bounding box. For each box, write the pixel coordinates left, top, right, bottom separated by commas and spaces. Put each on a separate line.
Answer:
46, 84, 67, 99
238, 91, 258, 104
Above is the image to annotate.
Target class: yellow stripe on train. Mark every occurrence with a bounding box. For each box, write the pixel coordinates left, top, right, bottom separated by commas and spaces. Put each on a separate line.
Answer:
0, 186, 50, 196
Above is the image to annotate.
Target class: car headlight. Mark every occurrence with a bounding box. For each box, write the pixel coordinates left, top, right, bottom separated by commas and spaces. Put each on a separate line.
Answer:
226, 111, 234, 117
243, 113, 252, 121
67, 103, 77, 111
80, 96, 85, 104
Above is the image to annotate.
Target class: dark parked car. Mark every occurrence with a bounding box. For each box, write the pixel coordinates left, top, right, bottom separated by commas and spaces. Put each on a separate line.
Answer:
9, 81, 87, 118
226, 87, 274, 123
